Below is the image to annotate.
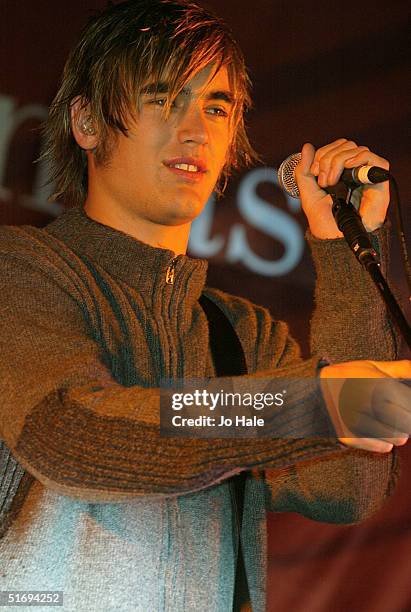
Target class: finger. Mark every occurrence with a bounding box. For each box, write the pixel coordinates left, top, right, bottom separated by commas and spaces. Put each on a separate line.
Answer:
382, 436, 409, 446
316, 141, 361, 186
343, 410, 409, 443
310, 138, 352, 174
295, 143, 325, 202
344, 150, 390, 171
374, 384, 411, 432
319, 146, 371, 186
369, 360, 411, 378
349, 152, 391, 226
313, 140, 360, 181
298, 142, 316, 176
339, 437, 394, 453
339, 378, 411, 435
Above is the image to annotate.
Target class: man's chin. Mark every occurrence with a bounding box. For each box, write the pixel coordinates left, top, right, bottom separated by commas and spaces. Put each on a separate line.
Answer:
161, 213, 199, 227
162, 197, 208, 226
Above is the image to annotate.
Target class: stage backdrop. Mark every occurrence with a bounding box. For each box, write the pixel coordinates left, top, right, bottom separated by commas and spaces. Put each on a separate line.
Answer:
1, 1, 410, 610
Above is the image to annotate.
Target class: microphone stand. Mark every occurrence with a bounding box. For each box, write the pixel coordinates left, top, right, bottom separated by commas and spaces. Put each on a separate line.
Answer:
330, 189, 411, 351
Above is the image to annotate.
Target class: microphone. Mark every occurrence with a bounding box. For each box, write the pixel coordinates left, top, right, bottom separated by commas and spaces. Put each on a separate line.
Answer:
278, 152, 390, 198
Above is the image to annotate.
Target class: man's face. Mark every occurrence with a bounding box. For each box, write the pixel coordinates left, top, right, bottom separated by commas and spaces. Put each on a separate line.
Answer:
88, 64, 234, 228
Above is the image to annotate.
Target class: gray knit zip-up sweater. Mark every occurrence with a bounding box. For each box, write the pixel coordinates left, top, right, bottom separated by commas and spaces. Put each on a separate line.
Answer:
0, 206, 398, 611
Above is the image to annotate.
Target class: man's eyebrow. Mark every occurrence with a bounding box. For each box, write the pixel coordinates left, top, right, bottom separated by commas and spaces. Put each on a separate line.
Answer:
139, 82, 169, 95
140, 82, 235, 105
205, 90, 235, 105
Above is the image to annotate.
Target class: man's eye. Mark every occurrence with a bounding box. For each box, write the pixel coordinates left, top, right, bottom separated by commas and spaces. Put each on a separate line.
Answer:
149, 98, 182, 110
150, 98, 168, 106
206, 107, 229, 118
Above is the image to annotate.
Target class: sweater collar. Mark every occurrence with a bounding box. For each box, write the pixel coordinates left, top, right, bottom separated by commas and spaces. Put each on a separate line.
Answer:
45, 206, 208, 309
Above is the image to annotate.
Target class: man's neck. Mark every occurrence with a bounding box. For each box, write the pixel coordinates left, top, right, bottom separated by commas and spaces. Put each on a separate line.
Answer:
83, 199, 191, 256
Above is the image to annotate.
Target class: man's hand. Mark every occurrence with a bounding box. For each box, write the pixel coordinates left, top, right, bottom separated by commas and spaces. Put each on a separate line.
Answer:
320, 360, 411, 453
295, 139, 390, 239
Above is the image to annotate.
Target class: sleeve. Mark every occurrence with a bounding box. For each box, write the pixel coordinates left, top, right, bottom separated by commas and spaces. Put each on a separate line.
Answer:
262, 448, 399, 524
0, 250, 340, 504
261, 225, 399, 521
308, 223, 398, 362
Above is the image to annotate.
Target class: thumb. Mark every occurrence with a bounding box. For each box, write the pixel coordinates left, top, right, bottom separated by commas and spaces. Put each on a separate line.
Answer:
294, 142, 319, 201
370, 359, 411, 379
298, 142, 316, 176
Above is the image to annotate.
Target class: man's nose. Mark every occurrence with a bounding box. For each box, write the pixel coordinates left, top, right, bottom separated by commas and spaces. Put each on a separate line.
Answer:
177, 104, 209, 146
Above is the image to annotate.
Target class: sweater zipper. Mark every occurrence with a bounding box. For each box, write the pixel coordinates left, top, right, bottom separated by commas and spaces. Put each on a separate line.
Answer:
165, 257, 178, 285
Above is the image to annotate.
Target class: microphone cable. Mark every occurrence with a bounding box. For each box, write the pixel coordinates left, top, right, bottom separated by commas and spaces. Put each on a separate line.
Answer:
389, 175, 411, 301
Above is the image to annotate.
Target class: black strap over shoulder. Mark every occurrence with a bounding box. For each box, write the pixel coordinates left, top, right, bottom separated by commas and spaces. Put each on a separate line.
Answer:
199, 294, 248, 377
199, 294, 251, 612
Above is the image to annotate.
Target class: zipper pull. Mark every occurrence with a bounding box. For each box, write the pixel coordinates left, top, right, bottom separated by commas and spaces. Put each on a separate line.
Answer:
165, 257, 178, 285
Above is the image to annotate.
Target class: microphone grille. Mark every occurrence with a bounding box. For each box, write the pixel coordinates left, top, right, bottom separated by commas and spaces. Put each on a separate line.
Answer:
278, 152, 302, 198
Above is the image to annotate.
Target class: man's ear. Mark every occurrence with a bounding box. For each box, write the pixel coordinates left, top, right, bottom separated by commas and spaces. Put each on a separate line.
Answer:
70, 97, 99, 151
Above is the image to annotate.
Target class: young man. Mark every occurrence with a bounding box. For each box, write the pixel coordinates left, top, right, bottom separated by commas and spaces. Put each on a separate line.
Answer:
0, 1, 410, 611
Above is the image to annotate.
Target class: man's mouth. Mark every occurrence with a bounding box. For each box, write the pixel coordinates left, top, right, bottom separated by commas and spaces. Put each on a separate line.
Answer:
170, 163, 201, 173
163, 157, 208, 181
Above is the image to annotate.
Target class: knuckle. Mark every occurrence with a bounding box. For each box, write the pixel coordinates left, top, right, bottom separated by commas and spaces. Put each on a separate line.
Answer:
319, 152, 332, 165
